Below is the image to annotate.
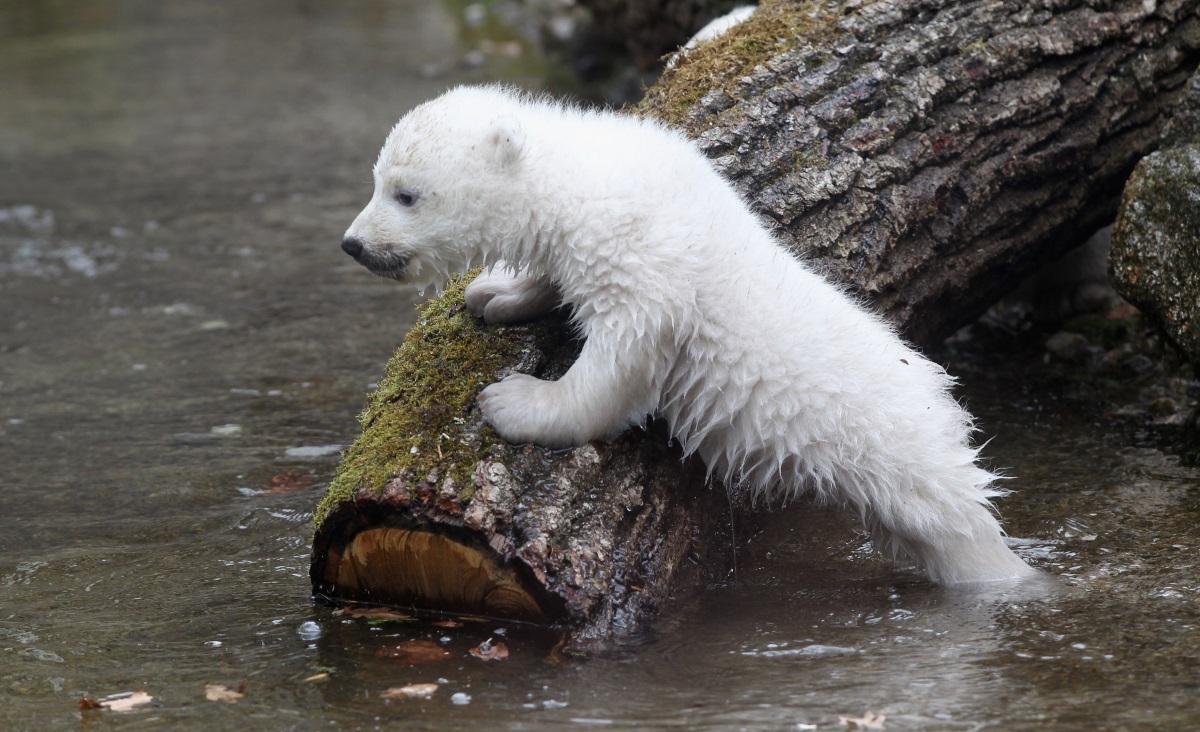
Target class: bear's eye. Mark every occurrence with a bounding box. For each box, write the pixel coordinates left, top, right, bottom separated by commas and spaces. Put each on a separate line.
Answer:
395, 191, 417, 207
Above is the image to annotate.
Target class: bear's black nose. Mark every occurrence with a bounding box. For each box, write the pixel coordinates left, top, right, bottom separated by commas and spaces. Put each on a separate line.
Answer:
341, 237, 364, 259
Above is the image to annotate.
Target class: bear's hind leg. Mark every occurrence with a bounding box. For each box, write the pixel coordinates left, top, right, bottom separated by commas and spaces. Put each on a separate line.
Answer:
864, 498, 1037, 585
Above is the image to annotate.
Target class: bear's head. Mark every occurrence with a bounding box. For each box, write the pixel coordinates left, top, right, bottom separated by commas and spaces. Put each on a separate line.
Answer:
341, 86, 527, 292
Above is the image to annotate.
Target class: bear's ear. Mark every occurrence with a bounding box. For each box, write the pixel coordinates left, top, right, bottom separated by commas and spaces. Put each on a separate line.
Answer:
487, 115, 525, 168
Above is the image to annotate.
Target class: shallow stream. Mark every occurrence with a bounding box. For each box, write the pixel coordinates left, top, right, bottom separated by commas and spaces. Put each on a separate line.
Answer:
2, 2, 1197, 729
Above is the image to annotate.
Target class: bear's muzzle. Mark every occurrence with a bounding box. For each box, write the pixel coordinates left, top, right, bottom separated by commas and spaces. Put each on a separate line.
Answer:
340, 237, 410, 279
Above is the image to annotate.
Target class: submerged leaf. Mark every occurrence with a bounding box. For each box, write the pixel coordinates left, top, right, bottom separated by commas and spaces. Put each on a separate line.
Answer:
205, 683, 245, 703
431, 620, 464, 629
263, 471, 317, 494
838, 711, 886, 729
334, 606, 414, 621
375, 640, 451, 664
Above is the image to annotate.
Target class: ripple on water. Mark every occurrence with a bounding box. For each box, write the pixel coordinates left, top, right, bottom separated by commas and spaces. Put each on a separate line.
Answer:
0, 206, 126, 279
740, 644, 858, 658
0, 627, 39, 644
17, 648, 64, 663
284, 445, 345, 458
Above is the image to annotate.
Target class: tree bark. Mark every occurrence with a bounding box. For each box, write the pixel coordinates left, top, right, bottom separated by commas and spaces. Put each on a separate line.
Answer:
312, 0, 1200, 648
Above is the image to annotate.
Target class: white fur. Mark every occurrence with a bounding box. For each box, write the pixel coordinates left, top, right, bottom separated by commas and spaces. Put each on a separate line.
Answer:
343, 86, 1038, 585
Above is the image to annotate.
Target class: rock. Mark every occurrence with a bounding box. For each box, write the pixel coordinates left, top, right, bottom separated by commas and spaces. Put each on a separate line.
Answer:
1148, 397, 1178, 418
1110, 67, 1200, 368
1045, 331, 1094, 364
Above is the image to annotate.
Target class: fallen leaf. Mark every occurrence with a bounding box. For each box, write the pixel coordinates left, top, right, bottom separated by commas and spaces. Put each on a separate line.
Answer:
375, 640, 452, 664
205, 683, 245, 703
78, 697, 104, 711
380, 683, 439, 699
839, 711, 886, 729
468, 638, 509, 661
100, 690, 155, 712
262, 471, 316, 494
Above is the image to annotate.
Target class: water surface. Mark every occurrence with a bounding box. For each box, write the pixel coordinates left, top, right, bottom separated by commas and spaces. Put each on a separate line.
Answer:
2, 2, 1198, 729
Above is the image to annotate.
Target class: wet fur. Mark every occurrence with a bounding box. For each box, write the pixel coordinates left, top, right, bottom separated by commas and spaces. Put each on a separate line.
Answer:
343, 85, 1036, 584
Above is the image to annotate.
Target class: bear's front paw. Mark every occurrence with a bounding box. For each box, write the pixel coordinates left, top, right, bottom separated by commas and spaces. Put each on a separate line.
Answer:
465, 271, 556, 324
478, 374, 578, 449
463, 276, 502, 318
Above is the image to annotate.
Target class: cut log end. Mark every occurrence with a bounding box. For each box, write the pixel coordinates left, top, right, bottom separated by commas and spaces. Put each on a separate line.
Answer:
312, 507, 564, 625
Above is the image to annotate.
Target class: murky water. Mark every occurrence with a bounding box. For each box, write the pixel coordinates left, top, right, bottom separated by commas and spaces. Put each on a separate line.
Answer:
2, 2, 1198, 729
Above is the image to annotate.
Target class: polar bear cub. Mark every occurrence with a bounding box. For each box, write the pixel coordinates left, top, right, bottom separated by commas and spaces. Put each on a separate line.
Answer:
341, 85, 1037, 585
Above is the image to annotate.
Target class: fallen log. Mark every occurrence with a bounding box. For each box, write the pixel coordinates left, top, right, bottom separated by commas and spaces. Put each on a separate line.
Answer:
312, 0, 1200, 648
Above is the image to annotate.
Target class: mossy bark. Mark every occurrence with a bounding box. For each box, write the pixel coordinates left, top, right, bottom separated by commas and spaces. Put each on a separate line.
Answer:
314, 0, 1200, 646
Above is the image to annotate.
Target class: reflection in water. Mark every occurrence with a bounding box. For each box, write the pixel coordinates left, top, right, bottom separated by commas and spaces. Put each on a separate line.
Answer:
1, 1, 1199, 730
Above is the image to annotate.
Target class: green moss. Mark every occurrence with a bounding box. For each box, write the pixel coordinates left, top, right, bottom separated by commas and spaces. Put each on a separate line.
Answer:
314, 273, 526, 528
638, 0, 845, 130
